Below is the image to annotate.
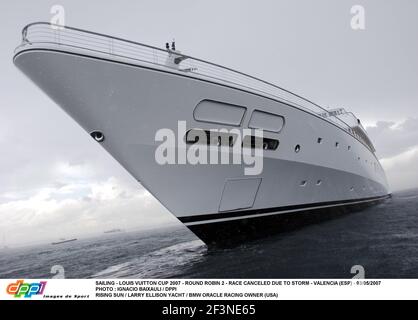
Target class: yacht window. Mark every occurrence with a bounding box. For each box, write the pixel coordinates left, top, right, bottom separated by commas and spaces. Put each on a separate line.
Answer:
242, 136, 279, 150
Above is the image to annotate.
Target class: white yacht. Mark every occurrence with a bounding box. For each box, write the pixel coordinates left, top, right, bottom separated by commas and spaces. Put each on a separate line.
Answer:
14, 23, 390, 246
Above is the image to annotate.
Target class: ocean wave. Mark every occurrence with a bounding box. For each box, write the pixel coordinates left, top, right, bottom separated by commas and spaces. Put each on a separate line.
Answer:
90, 240, 206, 278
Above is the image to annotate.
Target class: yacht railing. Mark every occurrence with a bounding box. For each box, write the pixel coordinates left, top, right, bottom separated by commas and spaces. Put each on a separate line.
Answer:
17, 22, 366, 145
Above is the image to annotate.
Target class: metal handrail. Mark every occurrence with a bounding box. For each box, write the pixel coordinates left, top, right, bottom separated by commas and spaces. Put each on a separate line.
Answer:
17, 22, 357, 136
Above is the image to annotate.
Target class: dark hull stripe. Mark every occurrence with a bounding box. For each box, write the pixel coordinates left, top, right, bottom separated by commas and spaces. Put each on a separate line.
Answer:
179, 194, 391, 224
186, 196, 390, 247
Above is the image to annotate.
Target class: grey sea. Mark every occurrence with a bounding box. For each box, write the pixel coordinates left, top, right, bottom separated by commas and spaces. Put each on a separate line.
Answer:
1, 189, 417, 279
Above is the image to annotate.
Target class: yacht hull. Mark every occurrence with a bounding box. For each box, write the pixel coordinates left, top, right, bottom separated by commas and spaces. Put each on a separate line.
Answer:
14, 48, 390, 246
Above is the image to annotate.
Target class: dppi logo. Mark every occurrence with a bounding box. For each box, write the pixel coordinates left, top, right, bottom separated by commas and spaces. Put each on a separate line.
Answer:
6, 280, 47, 298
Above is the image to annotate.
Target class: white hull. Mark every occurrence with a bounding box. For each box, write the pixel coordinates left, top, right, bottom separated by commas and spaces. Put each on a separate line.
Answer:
14, 24, 390, 245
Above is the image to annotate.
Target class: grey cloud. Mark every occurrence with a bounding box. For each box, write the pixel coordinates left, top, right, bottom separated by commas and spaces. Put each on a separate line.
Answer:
367, 118, 418, 159
381, 148, 418, 192
0, 178, 176, 246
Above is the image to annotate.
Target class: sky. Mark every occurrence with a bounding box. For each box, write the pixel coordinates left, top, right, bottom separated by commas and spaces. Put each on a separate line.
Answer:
0, 0, 417, 246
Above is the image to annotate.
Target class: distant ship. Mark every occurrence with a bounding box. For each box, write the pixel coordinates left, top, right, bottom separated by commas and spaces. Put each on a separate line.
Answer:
103, 228, 124, 234
51, 238, 77, 245
14, 22, 390, 246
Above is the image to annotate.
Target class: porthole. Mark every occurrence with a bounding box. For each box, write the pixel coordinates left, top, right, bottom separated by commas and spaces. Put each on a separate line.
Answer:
316, 180, 322, 186
348, 146, 351, 151
90, 130, 105, 142
335, 142, 339, 148
300, 180, 307, 187
358, 157, 360, 161
295, 144, 301, 153
350, 187, 354, 191
317, 137, 323, 144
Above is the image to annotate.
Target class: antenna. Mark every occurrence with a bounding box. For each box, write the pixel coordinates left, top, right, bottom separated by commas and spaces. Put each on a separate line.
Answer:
165, 42, 170, 50
171, 39, 176, 51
